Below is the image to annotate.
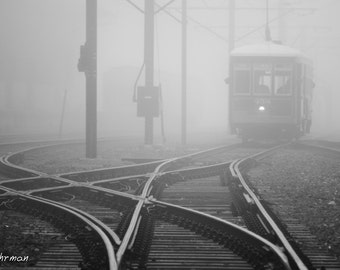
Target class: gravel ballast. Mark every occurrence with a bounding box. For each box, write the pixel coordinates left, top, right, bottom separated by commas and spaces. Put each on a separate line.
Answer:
15, 141, 194, 174
247, 145, 340, 258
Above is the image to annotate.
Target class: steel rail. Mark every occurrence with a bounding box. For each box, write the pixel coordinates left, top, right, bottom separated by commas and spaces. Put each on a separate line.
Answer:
151, 199, 292, 269
3, 142, 82, 175
0, 176, 69, 187
1, 143, 241, 201
115, 157, 177, 266
0, 186, 118, 270
231, 144, 309, 270
0, 175, 48, 184
160, 160, 230, 178
115, 143, 277, 268
163, 143, 241, 167
58, 143, 240, 180
116, 143, 239, 256
2, 141, 243, 269
92, 174, 148, 185
0, 155, 145, 201
0, 156, 41, 177
1, 185, 121, 246
2, 140, 164, 181
3, 140, 239, 181
59, 160, 163, 179
27, 180, 143, 202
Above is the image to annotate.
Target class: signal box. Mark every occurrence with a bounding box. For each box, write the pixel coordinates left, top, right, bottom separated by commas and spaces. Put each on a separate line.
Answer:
137, 86, 160, 117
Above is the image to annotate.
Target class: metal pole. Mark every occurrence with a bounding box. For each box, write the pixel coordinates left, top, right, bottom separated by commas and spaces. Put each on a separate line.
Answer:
265, 0, 271, 41
181, 0, 187, 145
85, 0, 97, 158
229, 0, 235, 52
144, 0, 154, 145
59, 88, 68, 138
278, 0, 286, 43
228, 0, 235, 135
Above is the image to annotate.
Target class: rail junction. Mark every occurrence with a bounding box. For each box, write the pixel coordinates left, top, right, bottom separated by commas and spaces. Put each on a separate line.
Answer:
0, 140, 339, 269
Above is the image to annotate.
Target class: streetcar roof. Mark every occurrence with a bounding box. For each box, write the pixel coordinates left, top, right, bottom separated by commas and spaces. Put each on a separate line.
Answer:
231, 41, 302, 57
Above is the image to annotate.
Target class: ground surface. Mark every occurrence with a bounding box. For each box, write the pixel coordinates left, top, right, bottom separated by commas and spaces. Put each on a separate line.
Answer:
247, 145, 340, 258
12, 140, 206, 174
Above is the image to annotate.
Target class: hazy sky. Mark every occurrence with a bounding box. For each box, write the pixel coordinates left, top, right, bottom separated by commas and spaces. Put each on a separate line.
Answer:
0, 0, 339, 141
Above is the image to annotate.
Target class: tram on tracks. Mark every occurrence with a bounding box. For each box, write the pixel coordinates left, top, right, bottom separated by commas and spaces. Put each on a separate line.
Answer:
227, 41, 314, 142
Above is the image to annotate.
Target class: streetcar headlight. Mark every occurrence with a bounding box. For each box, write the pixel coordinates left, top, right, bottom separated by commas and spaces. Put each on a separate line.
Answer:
258, 105, 266, 111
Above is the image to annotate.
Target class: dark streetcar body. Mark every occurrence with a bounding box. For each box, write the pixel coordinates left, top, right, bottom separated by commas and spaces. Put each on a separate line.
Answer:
228, 42, 314, 141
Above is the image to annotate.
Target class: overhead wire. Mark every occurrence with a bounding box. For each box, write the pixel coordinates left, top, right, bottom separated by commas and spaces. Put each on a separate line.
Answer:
159, 1, 323, 45
288, 0, 339, 51
155, 2, 228, 43
235, 8, 295, 42
128, 0, 332, 53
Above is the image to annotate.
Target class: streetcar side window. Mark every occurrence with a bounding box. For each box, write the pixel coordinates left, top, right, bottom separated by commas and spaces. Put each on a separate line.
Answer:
253, 63, 272, 95
233, 63, 251, 94
274, 63, 292, 95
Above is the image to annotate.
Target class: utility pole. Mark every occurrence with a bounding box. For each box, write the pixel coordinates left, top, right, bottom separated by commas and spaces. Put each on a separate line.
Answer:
133, 0, 164, 145
78, 0, 97, 158
229, 0, 235, 52
181, 0, 187, 145
278, 0, 286, 43
58, 88, 68, 139
144, 0, 155, 145
228, 0, 235, 136
265, 0, 271, 41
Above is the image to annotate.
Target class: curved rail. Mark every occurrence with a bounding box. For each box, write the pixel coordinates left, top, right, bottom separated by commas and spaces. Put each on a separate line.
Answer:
151, 199, 292, 269
115, 145, 241, 265
230, 144, 309, 270
0, 186, 118, 270
2, 140, 272, 269
115, 157, 177, 265
0, 156, 41, 178
2, 140, 164, 182
115, 144, 294, 269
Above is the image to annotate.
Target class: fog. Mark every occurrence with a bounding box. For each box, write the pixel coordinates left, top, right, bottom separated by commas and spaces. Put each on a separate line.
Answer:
0, 0, 339, 143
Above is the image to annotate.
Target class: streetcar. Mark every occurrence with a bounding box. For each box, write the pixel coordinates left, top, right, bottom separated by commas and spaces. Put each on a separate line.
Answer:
227, 41, 314, 142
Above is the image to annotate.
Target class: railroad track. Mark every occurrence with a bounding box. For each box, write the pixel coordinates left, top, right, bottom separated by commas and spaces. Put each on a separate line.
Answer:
109, 143, 294, 269
233, 142, 340, 270
0, 209, 82, 269
0, 140, 339, 269
0, 188, 118, 269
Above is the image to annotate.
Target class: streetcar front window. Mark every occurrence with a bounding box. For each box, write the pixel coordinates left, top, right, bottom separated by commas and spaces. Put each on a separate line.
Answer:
274, 63, 292, 95
233, 63, 251, 94
253, 63, 272, 95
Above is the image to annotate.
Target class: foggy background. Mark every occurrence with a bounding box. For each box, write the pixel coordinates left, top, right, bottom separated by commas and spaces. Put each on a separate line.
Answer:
0, 0, 339, 143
